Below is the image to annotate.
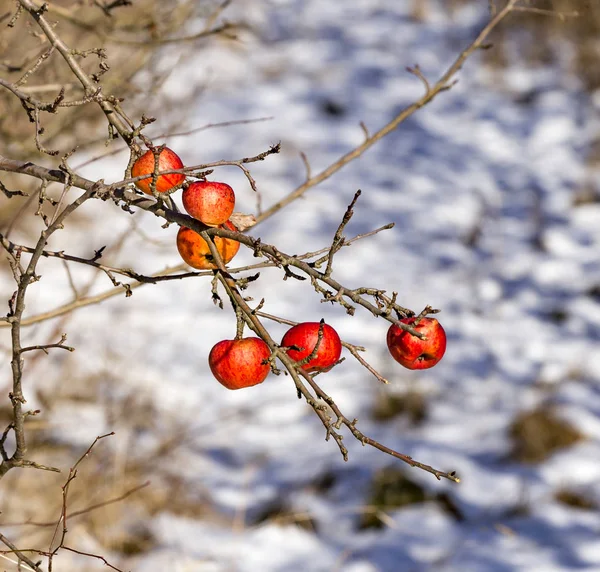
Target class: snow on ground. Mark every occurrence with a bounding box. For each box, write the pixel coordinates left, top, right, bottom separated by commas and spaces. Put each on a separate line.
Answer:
2, 1, 600, 571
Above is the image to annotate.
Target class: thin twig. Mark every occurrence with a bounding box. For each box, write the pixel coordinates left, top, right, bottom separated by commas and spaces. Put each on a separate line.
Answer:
253, 0, 521, 226
48, 432, 115, 555
0, 223, 393, 330
512, 6, 579, 19
324, 190, 361, 277
4, 482, 150, 528
20, 333, 74, 354
18, 0, 138, 149
0, 532, 42, 572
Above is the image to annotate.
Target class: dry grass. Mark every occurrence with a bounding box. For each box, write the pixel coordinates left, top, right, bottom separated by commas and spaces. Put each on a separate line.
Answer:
0, 369, 224, 569
554, 487, 597, 510
478, 1, 600, 96
357, 466, 464, 530
508, 406, 585, 463
370, 389, 428, 425
252, 500, 319, 533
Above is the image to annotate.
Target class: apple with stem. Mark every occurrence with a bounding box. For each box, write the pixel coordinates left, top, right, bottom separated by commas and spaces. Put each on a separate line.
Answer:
176, 220, 240, 269
131, 147, 185, 194
281, 321, 342, 373
182, 181, 235, 226
209, 337, 271, 390
386, 317, 446, 370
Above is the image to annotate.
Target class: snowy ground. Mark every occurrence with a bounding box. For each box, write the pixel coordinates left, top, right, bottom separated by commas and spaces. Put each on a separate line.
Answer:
2, 1, 600, 571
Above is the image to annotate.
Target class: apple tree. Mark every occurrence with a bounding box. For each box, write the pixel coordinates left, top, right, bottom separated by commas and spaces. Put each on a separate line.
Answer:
0, 1, 561, 569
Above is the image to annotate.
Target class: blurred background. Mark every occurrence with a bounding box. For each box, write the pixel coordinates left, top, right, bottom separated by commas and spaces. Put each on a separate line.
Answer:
1, 1, 600, 570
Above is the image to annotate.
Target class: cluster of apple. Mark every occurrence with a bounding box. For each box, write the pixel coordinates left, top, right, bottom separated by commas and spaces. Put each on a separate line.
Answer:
208, 315, 446, 390
131, 147, 447, 391
210, 321, 343, 390
131, 147, 240, 270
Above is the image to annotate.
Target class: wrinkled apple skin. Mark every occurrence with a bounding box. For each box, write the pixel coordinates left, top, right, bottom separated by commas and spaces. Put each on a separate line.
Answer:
281, 322, 342, 373
131, 148, 185, 194
209, 337, 271, 390
183, 181, 235, 226
176, 220, 240, 270
387, 317, 446, 370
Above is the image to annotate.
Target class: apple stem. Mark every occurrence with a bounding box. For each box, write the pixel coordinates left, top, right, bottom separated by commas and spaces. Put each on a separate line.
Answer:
415, 304, 440, 325
235, 306, 245, 340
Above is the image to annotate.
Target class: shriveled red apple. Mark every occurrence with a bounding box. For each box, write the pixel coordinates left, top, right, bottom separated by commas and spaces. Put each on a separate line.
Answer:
387, 317, 446, 370
209, 337, 271, 390
281, 321, 342, 373
176, 220, 240, 270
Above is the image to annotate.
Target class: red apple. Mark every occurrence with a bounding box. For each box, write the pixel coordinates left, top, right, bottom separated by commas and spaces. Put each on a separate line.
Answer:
182, 181, 235, 226
281, 321, 342, 373
176, 220, 240, 270
131, 147, 185, 194
387, 317, 446, 370
209, 337, 271, 390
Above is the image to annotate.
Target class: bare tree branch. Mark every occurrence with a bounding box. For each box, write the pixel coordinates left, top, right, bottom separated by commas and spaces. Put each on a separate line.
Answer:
254, 0, 521, 225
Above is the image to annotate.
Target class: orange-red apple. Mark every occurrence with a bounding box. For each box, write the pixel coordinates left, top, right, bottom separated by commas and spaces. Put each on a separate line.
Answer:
176, 220, 240, 270
281, 321, 342, 373
209, 337, 271, 390
182, 181, 235, 226
131, 147, 185, 194
387, 317, 446, 370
